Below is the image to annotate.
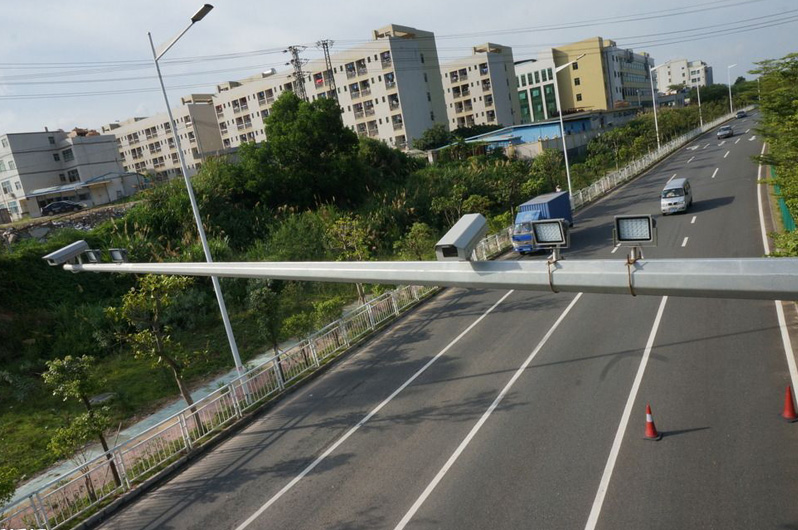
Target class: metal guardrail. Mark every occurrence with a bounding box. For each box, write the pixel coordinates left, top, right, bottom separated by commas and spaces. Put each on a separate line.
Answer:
0, 284, 439, 529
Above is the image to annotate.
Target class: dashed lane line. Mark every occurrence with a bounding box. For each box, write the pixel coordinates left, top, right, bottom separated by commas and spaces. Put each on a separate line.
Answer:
233, 290, 516, 530
681, 237, 689, 247
691, 216, 697, 224
724, 151, 730, 158
712, 168, 719, 179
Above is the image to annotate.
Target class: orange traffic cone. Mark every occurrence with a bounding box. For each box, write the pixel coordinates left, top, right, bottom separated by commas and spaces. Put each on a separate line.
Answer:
644, 403, 662, 441
782, 386, 798, 422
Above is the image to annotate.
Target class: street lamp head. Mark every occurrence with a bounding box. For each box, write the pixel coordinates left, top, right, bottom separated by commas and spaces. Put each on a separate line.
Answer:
191, 4, 213, 23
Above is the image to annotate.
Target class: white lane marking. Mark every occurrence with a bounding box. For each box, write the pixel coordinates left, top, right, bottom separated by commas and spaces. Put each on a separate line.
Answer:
687, 156, 695, 164
691, 216, 697, 224
611, 244, 620, 254
668, 173, 676, 182
686, 145, 698, 151
703, 143, 710, 149
750, 135, 757, 141
584, 296, 669, 530
233, 289, 515, 530
745, 128, 750, 133
719, 140, 726, 146
735, 138, 741, 145
681, 237, 689, 247
724, 151, 730, 159
711, 168, 719, 179
395, 293, 585, 530
754, 143, 798, 391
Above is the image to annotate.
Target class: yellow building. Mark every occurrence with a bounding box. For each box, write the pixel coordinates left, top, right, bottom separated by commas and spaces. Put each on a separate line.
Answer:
552, 37, 653, 114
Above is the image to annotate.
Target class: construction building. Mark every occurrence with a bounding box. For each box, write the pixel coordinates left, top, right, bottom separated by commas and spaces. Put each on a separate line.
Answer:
654, 58, 713, 93
0, 129, 133, 220
440, 43, 521, 129
101, 94, 223, 181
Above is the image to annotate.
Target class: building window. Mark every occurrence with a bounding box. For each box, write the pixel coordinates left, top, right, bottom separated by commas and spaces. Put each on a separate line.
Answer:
14, 181, 20, 190
547, 68, 553, 80
48, 136, 55, 145
59, 173, 66, 182
572, 62, 579, 70
576, 93, 583, 102
67, 169, 79, 182
62, 148, 74, 162
1, 181, 10, 194
420, 53, 425, 64
1, 139, 7, 148
574, 78, 581, 86
0, 161, 6, 172
53, 153, 60, 161
8, 161, 14, 170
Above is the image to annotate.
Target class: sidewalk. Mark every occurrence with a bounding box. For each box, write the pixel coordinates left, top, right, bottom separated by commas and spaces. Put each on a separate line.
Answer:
12, 339, 297, 504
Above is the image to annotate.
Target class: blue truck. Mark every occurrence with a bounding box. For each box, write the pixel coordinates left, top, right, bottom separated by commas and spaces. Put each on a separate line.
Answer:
511, 191, 573, 254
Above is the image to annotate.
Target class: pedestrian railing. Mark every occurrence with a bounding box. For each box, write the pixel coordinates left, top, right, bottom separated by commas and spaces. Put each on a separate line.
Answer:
0, 284, 439, 529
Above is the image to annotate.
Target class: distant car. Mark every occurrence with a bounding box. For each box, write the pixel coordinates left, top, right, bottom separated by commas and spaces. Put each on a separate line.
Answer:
41, 200, 84, 216
717, 125, 734, 139
736, 110, 747, 118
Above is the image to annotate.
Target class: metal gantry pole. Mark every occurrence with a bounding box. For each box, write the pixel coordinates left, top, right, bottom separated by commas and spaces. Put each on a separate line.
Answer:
649, 64, 661, 151
148, 31, 245, 378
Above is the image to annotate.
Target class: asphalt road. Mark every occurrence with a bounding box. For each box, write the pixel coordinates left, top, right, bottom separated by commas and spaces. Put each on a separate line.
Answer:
99, 112, 798, 530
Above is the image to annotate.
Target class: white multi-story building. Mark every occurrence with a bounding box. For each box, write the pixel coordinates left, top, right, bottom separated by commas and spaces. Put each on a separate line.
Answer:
440, 43, 521, 129
101, 94, 223, 181
654, 58, 713, 93
212, 24, 448, 151
0, 128, 131, 220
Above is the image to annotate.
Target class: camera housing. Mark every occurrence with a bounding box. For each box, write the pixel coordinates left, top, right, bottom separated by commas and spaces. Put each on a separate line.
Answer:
42, 240, 90, 266
435, 213, 488, 262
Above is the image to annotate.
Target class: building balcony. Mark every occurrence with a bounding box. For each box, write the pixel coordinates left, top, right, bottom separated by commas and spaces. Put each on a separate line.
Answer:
482, 81, 491, 91
360, 88, 371, 97
350, 91, 362, 100
357, 67, 368, 76
354, 111, 365, 119
381, 58, 392, 68
392, 121, 403, 130
365, 108, 375, 117
346, 70, 357, 79
233, 104, 248, 113
129, 138, 140, 145
258, 98, 267, 106
368, 128, 379, 137
385, 80, 396, 90
389, 102, 400, 111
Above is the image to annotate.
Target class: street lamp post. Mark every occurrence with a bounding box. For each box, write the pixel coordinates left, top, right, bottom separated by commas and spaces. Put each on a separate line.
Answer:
696, 83, 703, 128
148, 4, 246, 378
552, 53, 585, 197
727, 64, 737, 114
649, 63, 666, 151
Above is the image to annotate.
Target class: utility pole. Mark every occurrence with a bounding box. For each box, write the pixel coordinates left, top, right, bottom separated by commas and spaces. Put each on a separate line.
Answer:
285, 45, 308, 102
316, 39, 338, 103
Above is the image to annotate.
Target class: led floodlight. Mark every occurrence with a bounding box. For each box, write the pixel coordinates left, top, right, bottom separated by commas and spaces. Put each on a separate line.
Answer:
83, 249, 103, 264
531, 219, 568, 248
109, 249, 129, 263
614, 215, 657, 246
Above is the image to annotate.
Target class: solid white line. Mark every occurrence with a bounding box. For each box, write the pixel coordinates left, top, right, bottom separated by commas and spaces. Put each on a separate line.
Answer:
687, 156, 695, 164
724, 151, 730, 159
691, 216, 697, 224
735, 138, 741, 145
395, 293, 584, 530
584, 296, 669, 530
681, 237, 689, 247
711, 168, 719, 179
754, 143, 798, 390
233, 289, 515, 530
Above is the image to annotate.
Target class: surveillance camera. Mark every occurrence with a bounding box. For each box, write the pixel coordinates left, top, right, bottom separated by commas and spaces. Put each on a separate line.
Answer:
42, 240, 90, 266
435, 213, 488, 262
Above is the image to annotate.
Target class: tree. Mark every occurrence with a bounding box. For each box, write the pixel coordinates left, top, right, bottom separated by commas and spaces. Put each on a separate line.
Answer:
0, 466, 17, 507
734, 75, 746, 85
42, 355, 121, 487
48, 412, 113, 501
394, 222, 438, 260
412, 123, 453, 151
325, 214, 373, 304
247, 283, 288, 382
106, 275, 199, 410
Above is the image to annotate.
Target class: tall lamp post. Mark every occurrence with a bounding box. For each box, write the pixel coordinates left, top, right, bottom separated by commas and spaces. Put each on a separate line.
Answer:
696, 83, 703, 128
727, 63, 737, 114
552, 53, 585, 197
148, 4, 245, 378
649, 63, 667, 151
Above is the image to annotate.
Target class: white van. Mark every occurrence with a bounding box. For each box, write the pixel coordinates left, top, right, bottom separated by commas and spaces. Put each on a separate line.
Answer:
661, 178, 692, 215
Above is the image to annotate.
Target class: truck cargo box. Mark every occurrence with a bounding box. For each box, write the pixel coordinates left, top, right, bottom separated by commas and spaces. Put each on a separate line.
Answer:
518, 191, 573, 227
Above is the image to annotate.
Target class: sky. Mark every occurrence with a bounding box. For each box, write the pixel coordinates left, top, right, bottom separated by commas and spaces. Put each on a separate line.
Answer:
0, 0, 794, 134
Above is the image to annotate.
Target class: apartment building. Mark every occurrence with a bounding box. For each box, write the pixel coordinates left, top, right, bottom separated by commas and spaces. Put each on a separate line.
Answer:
515, 51, 558, 123
213, 24, 448, 150
440, 43, 521, 129
0, 129, 130, 220
654, 58, 713, 93
101, 94, 223, 181
551, 37, 654, 113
